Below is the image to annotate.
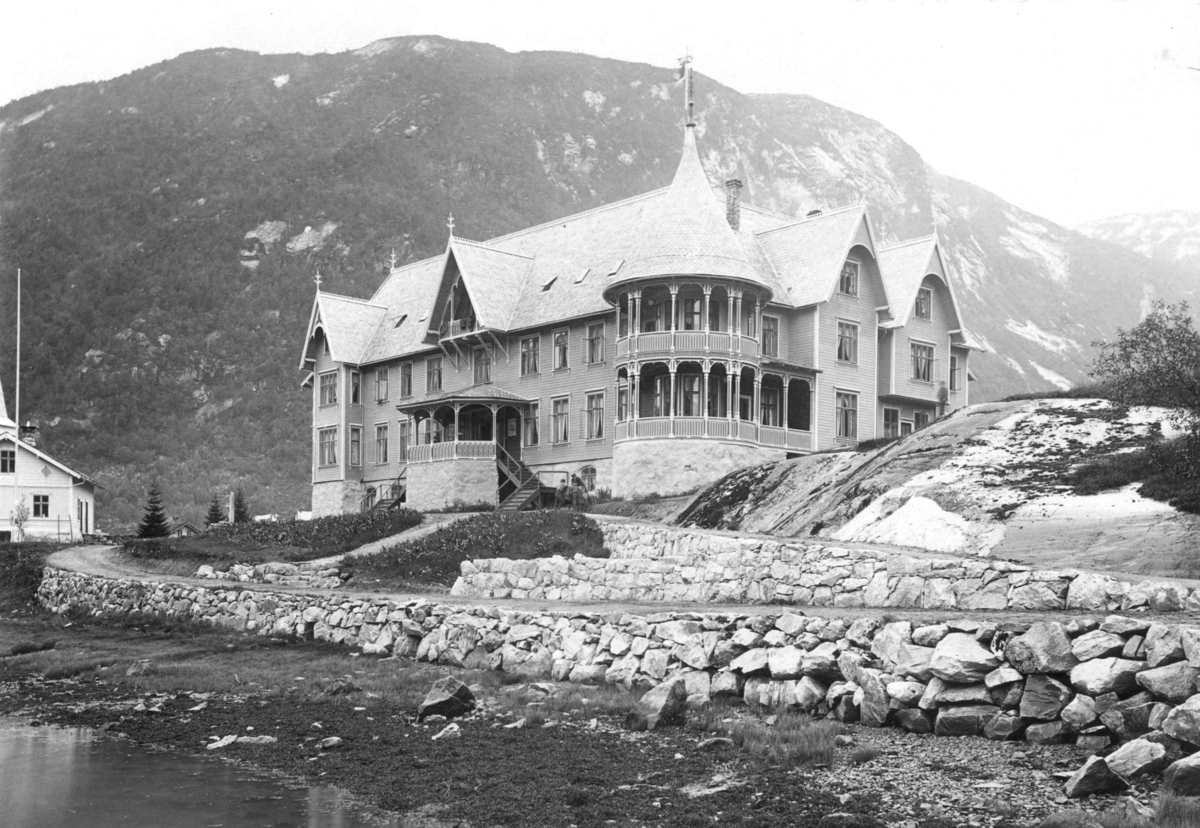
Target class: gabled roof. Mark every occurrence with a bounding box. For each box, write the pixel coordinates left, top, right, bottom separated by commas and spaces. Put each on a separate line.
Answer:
396, 382, 533, 410
754, 204, 876, 307
612, 125, 765, 292
299, 291, 389, 369
0, 432, 97, 487
878, 235, 939, 327
446, 238, 533, 330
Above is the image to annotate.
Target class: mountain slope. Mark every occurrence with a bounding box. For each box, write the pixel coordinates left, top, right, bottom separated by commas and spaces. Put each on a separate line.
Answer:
0, 35, 1192, 529
1077, 210, 1200, 273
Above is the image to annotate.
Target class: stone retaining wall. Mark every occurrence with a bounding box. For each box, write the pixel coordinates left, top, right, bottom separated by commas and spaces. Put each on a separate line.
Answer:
36, 565, 1200, 780
193, 561, 342, 590
450, 521, 1200, 614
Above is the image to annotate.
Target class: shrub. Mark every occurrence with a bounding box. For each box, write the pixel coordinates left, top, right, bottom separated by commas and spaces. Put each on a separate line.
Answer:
1001, 381, 1116, 403
0, 542, 62, 612
1069, 439, 1200, 514
855, 436, 900, 453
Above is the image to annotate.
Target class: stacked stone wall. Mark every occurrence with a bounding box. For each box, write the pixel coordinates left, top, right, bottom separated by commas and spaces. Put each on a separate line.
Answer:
450, 521, 1200, 613
35, 565, 1200, 783
406, 460, 497, 511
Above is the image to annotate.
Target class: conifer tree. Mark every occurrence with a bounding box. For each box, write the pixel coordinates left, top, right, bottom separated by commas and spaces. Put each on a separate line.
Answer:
137, 485, 171, 538
205, 494, 226, 526
232, 487, 251, 524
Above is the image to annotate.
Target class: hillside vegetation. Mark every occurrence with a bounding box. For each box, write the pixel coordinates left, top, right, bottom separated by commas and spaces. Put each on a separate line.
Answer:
0, 36, 1194, 529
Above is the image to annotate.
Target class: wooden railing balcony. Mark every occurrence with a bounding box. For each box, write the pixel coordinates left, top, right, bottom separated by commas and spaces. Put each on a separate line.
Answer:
615, 330, 759, 360
612, 416, 812, 451
440, 317, 482, 340
407, 440, 496, 464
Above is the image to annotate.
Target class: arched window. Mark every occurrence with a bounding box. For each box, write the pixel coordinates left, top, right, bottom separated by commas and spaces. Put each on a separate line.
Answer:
580, 466, 597, 492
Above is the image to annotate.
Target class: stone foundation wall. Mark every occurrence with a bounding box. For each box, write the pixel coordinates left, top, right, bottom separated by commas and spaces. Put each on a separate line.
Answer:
406, 459, 497, 511
451, 521, 1200, 613
612, 439, 782, 499
36, 566, 1200, 772
194, 561, 342, 590
312, 480, 367, 518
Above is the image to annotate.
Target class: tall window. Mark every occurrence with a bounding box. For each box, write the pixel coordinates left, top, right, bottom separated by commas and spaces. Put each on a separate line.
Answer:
349, 427, 362, 467
33, 494, 49, 518
835, 392, 858, 440
586, 392, 605, 439
319, 372, 337, 406
524, 403, 539, 446
708, 300, 721, 332
837, 322, 859, 364
426, 357, 442, 393
950, 355, 960, 391
617, 387, 629, 420
580, 466, 597, 492
762, 316, 779, 357
0, 449, 13, 474
376, 367, 390, 402
912, 343, 934, 382
552, 397, 570, 443
319, 427, 338, 466
553, 330, 569, 370
680, 375, 701, 416
914, 411, 931, 429
681, 298, 701, 331
653, 375, 670, 417
521, 337, 539, 376
375, 424, 389, 464
839, 260, 859, 296
474, 348, 491, 384
915, 287, 932, 320
350, 371, 361, 404
761, 387, 780, 426
586, 323, 604, 364
883, 408, 900, 439
398, 421, 409, 463
399, 364, 412, 398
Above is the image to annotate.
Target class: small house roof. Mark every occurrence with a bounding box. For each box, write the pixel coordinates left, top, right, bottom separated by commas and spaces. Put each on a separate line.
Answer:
754, 204, 875, 307
0, 432, 98, 487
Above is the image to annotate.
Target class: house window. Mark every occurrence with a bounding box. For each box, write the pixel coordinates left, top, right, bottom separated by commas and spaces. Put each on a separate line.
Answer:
426, 357, 442, 393
653, 376, 670, 417
617, 387, 629, 421
33, 494, 49, 518
680, 375, 702, 417
883, 408, 900, 438
0, 449, 13, 474
708, 300, 721, 332
524, 403, 540, 446
580, 466, 597, 492
915, 287, 932, 320
397, 421, 409, 462
837, 322, 859, 364
586, 323, 604, 364
912, 343, 934, 382
318, 427, 337, 466
350, 371, 361, 404
552, 397, 570, 443
835, 392, 858, 440
761, 387, 780, 426
474, 348, 491, 384
376, 367, 391, 402
376, 424, 389, 464
762, 316, 779, 357
681, 298, 701, 331
520, 337, 539, 376
950, 355, 960, 391
839, 260, 859, 296
349, 427, 362, 467
914, 411, 931, 430
586, 392, 605, 439
319, 372, 337, 406
553, 330, 569, 370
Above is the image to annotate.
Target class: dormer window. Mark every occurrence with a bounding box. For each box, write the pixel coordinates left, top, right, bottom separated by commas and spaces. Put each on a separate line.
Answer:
915, 287, 932, 320
839, 261, 859, 296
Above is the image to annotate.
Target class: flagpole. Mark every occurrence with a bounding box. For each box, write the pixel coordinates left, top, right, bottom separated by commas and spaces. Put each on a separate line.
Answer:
15, 267, 19, 433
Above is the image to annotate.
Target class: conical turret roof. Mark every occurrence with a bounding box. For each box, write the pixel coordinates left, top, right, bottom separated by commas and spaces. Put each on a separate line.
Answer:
610, 126, 767, 295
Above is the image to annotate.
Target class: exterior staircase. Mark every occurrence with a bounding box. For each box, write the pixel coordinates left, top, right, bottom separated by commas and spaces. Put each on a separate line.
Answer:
362, 470, 407, 512
497, 446, 544, 512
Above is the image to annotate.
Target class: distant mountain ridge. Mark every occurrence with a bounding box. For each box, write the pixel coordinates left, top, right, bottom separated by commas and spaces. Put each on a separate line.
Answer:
1077, 210, 1200, 270
0, 35, 1193, 529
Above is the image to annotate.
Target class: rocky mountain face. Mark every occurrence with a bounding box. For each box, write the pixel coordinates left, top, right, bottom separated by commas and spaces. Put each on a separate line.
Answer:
0, 35, 1193, 528
1078, 211, 1200, 273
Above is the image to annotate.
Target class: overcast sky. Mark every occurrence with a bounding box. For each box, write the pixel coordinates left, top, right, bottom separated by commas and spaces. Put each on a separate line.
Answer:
3, 0, 1198, 227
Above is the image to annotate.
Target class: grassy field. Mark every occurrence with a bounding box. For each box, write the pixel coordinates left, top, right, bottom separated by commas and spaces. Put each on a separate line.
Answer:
120, 509, 423, 571
342, 510, 606, 589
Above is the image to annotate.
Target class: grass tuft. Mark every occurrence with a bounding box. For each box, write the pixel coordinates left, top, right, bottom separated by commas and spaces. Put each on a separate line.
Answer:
1069, 437, 1200, 514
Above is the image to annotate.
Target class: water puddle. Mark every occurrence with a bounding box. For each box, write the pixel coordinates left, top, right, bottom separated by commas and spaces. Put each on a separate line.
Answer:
0, 719, 399, 827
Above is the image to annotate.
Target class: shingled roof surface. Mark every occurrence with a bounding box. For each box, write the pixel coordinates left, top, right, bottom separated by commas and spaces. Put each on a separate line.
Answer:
309, 128, 957, 366
878, 236, 938, 327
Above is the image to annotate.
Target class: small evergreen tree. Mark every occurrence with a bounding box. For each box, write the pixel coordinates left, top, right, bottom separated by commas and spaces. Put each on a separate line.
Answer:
137, 485, 171, 538
232, 487, 251, 523
204, 494, 226, 526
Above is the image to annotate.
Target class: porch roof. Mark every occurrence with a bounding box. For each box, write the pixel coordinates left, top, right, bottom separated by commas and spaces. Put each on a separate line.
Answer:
395, 383, 533, 411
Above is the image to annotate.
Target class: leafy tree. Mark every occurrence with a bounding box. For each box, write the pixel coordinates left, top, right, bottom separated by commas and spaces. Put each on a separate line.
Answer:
11, 497, 29, 542
137, 485, 171, 538
204, 494, 226, 526
232, 487, 251, 524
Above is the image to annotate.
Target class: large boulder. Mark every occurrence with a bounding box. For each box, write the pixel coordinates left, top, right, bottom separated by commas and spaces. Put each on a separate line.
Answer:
768, 646, 805, 680
1063, 756, 1127, 798
1004, 622, 1078, 675
1060, 695, 1099, 729
729, 648, 770, 675
1026, 721, 1073, 745
871, 621, 913, 666
1070, 630, 1125, 662
983, 711, 1025, 740
895, 708, 933, 733
933, 704, 999, 737
1161, 694, 1200, 747
929, 633, 1001, 684
635, 678, 688, 730
1144, 624, 1185, 668
1163, 752, 1200, 796
919, 678, 990, 709
1098, 692, 1155, 742
1020, 675, 1074, 721
1135, 661, 1198, 704
1069, 658, 1145, 696
1104, 738, 1172, 781
891, 643, 935, 681
417, 677, 476, 721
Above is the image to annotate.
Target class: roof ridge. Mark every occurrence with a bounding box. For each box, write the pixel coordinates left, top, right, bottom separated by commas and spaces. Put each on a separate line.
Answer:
452, 237, 534, 260
319, 291, 388, 309
739, 201, 799, 223
485, 187, 669, 246
753, 202, 864, 238
880, 234, 937, 251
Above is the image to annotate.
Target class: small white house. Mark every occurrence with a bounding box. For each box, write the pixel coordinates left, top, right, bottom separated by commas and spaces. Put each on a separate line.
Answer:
0, 376, 97, 542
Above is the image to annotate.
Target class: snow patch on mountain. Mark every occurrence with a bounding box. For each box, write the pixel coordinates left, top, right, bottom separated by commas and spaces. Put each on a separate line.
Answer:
582, 91, 606, 114
1028, 361, 1072, 391
1001, 214, 1070, 283
355, 40, 396, 57
1077, 210, 1200, 266
1004, 357, 1026, 376
273, 75, 290, 88
1004, 319, 1081, 355
17, 105, 53, 127
286, 222, 338, 253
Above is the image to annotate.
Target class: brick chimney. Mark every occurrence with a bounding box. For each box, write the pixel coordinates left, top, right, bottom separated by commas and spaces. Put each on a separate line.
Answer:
725, 178, 742, 231
19, 420, 37, 447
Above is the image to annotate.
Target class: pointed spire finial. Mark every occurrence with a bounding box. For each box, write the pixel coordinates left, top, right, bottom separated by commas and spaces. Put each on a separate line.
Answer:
389, 248, 398, 270
677, 52, 694, 126
447, 212, 455, 236
313, 269, 323, 290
